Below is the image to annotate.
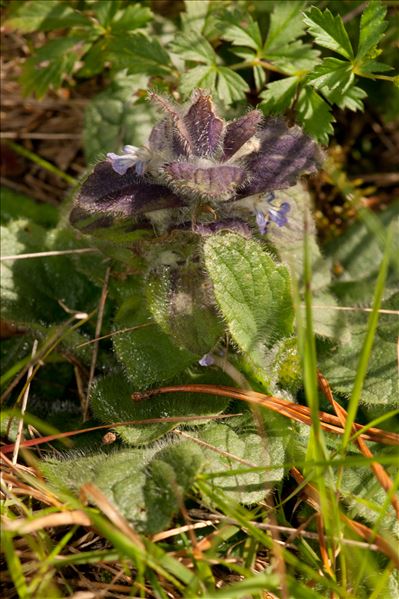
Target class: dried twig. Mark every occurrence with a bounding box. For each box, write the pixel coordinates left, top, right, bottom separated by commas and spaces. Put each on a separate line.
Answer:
12, 340, 38, 465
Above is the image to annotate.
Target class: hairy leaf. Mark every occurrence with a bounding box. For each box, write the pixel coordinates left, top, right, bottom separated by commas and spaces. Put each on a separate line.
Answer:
144, 442, 203, 533
194, 417, 286, 503
203, 233, 294, 364
147, 263, 224, 355
42, 448, 153, 530
112, 299, 197, 389
90, 370, 230, 445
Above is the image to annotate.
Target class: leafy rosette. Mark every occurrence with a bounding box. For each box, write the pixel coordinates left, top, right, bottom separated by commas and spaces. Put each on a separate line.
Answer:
70, 89, 323, 239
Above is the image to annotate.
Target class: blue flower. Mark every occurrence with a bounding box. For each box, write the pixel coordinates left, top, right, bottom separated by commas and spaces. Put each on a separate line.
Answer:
199, 353, 215, 367
268, 201, 290, 227
255, 210, 268, 235
255, 192, 291, 235
106, 145, 143, 176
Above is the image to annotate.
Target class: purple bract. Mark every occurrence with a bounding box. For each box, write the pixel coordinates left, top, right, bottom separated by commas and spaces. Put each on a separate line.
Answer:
71, 89, 323, 234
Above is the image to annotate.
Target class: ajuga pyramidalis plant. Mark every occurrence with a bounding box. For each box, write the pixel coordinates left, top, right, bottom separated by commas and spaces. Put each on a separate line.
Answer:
70, 89, 323, 241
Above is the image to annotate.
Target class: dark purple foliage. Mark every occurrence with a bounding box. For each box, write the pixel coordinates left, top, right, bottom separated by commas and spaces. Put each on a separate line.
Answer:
70, 161, 185, 232
70, 89, 323, 235
222, 110, 263, 160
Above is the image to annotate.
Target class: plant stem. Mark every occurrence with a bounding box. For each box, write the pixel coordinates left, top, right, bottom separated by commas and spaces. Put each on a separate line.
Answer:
4, 140, 78, 186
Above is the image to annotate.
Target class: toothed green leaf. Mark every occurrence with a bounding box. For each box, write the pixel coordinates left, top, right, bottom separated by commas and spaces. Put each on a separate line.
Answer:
304, 6, 353, 60
356, 1, 388, 61
203, 233, 294, 366
296, 87, 334, 144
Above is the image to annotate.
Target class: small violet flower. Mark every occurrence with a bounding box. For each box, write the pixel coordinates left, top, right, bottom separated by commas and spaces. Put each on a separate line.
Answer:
106, 145, 144, 176
255, 192, 291, 235
199, 353, 215, 367
256, 210, 268, 235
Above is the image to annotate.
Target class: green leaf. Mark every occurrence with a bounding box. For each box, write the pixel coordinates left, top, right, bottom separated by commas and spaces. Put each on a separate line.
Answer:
0, 219, 53, 326
194, 417, 286, 503
147, 263, 224, 355
356, 0, 388, 61
321, 303, 399, 415
264, 0, 307, 50
220, 14, 262, 51
203, 233, 294, 365
108, 33, 171, 76
170, 30, 215, 64
356, 60, 393, 76
0, 187, 58, 228
324, 203, 399, 304
144, 442, 203, 533
1, 220, 101, 328
93, 0, 120, 27
5, 0, 89, 32
215, 67, 249, 104
90, 370, 230, 445
20, 37, 85, 98
83, 74, 155, 164
260, 76, 298, 114
181, 0, 210, 34
113, 298, 198, 389
332, 83, 367, 112
303, 6, 354, 60
307, 57, 354, 93
42, 447, 152, 530
110, 4, 153, 34
296, 87, 334, 144
265, 41, 320, 74
179, 65, 217, 96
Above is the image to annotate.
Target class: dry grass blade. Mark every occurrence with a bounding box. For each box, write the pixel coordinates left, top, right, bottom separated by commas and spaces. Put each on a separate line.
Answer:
318, 372, 399, 519
0, 413, 242, 454
0, 248, 99, 261
12, 339, 38, 465
135, 385, 399, 446
3, 510, 91, 534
